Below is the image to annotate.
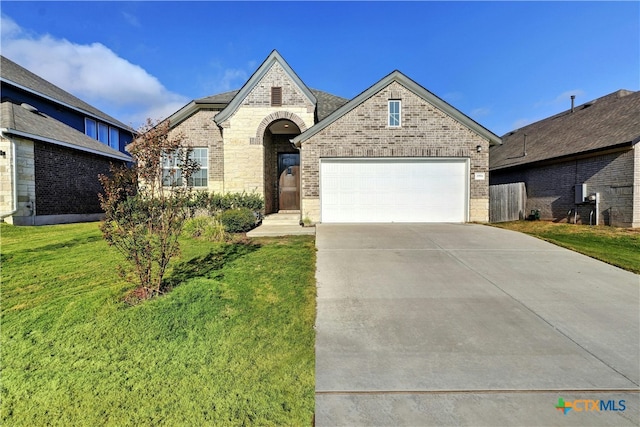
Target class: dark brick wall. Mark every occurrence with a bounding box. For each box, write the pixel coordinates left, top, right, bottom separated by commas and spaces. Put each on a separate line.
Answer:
490, 149, 635, 227
34, 142, 122, 215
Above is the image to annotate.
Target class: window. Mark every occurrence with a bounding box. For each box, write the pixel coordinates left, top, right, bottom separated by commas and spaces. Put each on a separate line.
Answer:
85, 118, 121, 150
388, 100, 401, 127
98, 123, 109, 144
109, 127, 120, 150
162, 148, 208, 187
271, 87, 282, 107
85, 118, 97, 139
190, 148, 208, 187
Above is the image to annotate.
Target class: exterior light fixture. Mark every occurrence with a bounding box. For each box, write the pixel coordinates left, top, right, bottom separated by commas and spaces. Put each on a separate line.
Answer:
476, 145, 482, 153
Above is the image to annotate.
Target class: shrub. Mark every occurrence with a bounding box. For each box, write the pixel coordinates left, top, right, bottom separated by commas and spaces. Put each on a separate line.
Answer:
208, 191, 264, 215
218, 208, 257, 233
98, 119, 199, 296
183, 217, 227, 242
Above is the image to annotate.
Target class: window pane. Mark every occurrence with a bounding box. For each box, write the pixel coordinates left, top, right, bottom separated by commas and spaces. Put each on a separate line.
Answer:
189, 148, 208, 186
85, 118, 97, 138
98, 123, 109, 143
389, 101, 401, 127
109, 127, 119, 150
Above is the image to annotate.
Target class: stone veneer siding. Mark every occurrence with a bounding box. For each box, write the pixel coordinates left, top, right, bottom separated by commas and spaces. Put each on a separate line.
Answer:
169, 109, 225, 193
0, 136, 35, 224
490, 147, 638, 227
300, 81, 490, 223
218, 62, 314, 196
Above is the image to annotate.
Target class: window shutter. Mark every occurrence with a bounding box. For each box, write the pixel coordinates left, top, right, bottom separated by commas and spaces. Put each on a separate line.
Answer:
271, 87, 282, 107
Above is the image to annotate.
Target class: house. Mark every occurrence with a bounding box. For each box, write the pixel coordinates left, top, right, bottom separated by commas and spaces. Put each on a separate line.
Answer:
166, 50, 500, 224
490, 90, 640, 228
0, 55, 133, 225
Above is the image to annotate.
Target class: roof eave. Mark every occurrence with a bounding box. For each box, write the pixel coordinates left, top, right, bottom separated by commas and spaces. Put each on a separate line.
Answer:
293, 70, 501, 146
490, 140, 636, 171
0, 127, 132, 162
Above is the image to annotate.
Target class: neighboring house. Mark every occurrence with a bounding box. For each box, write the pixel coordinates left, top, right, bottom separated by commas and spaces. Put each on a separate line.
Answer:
0, 56, 133, 225
166, 50, 500, 224
490, 90, 640, 228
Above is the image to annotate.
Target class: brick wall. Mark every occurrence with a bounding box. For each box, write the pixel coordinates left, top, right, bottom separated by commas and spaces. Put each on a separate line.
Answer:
220, 62, 314, 195
490, 148, 637, 227
300, 81, 490, 222
169, 109, 224, 192
34, 142, 119, 215
242, 62, 314, 110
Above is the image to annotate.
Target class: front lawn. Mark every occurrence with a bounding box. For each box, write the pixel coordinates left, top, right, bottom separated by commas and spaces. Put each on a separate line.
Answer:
1, 222, 316, 426
491, 221, 640, 274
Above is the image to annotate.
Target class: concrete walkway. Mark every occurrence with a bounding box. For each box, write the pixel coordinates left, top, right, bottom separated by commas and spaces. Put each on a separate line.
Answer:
246, 212, 315, 237
315, 224, 639, 426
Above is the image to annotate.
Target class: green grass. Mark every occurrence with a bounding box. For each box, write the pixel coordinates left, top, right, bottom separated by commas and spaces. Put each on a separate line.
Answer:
491, 221, 640, 274
1, 222, 316, 426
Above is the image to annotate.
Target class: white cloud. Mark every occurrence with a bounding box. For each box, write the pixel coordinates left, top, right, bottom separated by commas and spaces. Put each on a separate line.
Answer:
470, 107, 491, 118
511, 118, 534, 130
1, 15, 188, 129
534, 89, 586, 109
122, 11, 141, 28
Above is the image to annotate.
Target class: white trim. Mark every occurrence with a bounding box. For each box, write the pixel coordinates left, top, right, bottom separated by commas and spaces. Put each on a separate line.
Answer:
0, 128, 131, 162
388, 99, 401, 128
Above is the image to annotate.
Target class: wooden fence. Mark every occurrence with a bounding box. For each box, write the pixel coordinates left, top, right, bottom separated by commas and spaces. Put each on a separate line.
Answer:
489, 182, 526, 223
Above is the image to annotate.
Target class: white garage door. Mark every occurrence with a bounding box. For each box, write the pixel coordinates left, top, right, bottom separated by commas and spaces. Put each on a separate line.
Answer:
320, 158, 468, 223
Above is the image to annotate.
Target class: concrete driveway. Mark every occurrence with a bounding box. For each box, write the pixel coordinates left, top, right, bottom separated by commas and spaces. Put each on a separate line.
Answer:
315, 224, 639, 426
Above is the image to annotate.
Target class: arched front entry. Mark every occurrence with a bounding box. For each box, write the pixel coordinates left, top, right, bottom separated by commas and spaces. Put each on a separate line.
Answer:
259, 114, 306, 214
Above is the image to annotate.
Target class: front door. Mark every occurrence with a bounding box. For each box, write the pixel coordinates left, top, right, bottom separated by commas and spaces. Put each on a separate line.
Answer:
278, 153, 300, 210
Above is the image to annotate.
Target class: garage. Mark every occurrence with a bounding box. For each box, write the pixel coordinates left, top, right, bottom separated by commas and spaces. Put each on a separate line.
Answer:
320, 158, 468, 223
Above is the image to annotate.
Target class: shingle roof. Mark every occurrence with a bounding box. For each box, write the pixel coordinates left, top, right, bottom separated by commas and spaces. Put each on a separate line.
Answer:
0, 55, 132, 131
490, 90, 640, 171
170, 88, 348, 127
195, 90, 239, 105
311, 89, 349, 122
0, 100, 131, 161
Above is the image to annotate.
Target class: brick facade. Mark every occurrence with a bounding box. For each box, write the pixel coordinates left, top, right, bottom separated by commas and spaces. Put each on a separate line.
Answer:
34, 142, 117, 215
168, 108, 225, 192
167, 54, 495, 224
491, 147, 638, 227
300, 81, 490, 223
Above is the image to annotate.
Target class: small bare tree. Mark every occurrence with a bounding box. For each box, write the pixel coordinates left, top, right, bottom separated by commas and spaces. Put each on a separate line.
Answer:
99, 119, 199, 298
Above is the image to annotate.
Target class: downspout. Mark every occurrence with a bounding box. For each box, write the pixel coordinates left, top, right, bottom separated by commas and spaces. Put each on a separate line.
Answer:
0, 130, 18, 219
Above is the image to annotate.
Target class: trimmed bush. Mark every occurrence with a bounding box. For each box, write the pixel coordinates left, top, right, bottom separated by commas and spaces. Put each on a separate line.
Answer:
190, 191, 264, 215
183, 217, 227, 242
218, 208, 257, 233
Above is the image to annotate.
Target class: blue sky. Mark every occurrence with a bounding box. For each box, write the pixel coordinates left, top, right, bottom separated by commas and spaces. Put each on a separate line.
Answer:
1, 1, 638, 135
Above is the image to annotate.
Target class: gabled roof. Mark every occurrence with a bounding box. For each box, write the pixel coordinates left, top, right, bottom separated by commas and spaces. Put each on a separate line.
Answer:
0, 55, 132, 131
292, 70, 501, 146
490, 90, 640, 171
213, 50, 317, 125
166, 88, 347, 128
0, 100, 131, 162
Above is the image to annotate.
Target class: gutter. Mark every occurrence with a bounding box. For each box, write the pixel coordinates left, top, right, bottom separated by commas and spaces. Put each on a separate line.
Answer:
1, 128, 131, 162
0, 130, 18, 219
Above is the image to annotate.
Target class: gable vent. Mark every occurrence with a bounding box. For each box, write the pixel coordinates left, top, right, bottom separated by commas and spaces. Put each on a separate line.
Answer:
271, 87, 282, 107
